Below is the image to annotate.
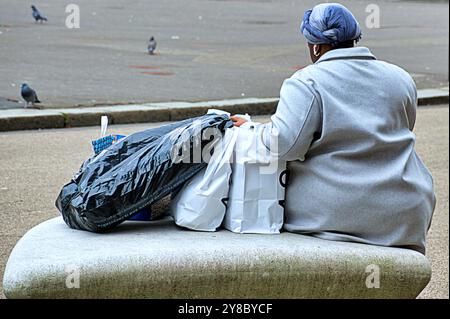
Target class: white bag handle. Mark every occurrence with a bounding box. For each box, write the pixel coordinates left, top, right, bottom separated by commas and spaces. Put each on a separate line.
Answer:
100, 116, 108, 138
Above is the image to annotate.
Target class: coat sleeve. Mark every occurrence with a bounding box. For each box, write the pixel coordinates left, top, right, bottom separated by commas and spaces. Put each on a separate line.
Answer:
256, 77, 322, 161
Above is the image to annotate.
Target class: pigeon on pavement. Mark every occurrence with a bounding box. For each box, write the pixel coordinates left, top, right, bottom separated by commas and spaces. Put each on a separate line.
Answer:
148, 36, 157, 55
31, 5, 48, 23
20, 83, 41, 108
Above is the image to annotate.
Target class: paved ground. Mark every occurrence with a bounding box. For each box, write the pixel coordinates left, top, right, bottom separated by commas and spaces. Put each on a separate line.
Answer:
0, 0, 448, 108
0, 105, 448, 299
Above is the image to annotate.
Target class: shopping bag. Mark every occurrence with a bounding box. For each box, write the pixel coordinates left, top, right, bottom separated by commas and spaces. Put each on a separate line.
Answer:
171, 126, 239, 231
223, 122, 287, 234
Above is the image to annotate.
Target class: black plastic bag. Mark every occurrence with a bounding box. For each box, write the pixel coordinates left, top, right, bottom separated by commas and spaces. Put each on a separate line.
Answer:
56, 113, 232, 232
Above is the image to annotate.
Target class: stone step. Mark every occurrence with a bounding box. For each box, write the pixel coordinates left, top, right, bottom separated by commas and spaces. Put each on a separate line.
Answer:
1, 87, 448, 131
3, 217, 431, 298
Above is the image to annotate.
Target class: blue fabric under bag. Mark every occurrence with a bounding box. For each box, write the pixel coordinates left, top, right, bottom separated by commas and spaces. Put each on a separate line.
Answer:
128, 207, 153, 221
92, 134, 127, 155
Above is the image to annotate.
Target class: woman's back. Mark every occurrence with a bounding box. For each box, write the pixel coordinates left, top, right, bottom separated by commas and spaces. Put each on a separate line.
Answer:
283, 47, 436, 254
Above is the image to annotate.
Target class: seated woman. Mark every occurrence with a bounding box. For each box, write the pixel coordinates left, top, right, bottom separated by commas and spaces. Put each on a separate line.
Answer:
232, 3, 435, 254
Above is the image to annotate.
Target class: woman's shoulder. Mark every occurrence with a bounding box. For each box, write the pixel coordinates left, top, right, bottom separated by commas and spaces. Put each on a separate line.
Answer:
377, 60, 411, 76
376, 60, 417, 90
290, 64, 317, 80
290, 62, 336, 85
292, 58, 415, 87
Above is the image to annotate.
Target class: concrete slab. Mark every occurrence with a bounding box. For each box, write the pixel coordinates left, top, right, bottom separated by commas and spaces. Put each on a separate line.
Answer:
0, 109, 65, 131
3, 216, 431, 299
1, 88, 447, 131
0, 109, 63, 119
418, 87, 449, 106
0, 89, 447, 131
0, 97, 280, 130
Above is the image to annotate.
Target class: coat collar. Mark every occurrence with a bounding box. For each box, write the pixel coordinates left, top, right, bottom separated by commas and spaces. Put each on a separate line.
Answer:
316, 46, 377, 64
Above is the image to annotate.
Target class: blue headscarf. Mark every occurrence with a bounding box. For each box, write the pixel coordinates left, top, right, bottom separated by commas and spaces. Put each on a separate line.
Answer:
300, 3, 362, 47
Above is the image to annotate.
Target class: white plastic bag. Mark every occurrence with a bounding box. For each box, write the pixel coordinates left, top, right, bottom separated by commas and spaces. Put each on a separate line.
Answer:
170, 126, 238, 231
223, 122, 287, 234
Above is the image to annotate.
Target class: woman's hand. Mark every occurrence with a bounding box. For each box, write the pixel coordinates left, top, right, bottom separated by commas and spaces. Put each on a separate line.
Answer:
230, 115, 248, 127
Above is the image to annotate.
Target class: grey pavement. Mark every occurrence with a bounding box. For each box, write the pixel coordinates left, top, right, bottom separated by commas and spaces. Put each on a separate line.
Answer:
0, 98, 20, 110
0, 0, 449, 109
0, 105, 448, 299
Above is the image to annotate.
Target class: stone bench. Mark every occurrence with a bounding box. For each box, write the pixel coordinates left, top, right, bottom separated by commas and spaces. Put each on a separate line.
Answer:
3, 217, 431, 298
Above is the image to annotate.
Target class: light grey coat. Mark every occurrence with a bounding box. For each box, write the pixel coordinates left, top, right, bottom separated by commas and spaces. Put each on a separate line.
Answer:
257, 47, 435, 254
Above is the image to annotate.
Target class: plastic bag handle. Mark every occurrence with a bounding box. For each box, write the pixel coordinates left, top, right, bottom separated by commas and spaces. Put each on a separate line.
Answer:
100, 116, 108, 138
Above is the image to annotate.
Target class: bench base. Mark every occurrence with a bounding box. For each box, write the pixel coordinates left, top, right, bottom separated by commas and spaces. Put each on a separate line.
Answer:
3, 217, 431, 298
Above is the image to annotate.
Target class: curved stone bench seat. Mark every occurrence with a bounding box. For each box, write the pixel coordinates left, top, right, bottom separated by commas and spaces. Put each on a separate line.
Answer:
3, 217, 430, 298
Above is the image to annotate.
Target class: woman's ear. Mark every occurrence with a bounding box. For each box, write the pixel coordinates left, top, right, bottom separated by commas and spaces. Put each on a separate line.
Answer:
313, 44, 321, 57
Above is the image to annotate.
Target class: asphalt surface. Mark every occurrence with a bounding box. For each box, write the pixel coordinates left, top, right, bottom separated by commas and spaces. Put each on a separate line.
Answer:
0, 0, 449, 108
0, 105, 448, 299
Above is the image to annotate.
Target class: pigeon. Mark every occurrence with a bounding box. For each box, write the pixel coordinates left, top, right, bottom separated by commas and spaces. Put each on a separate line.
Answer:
31, 5, 47, 23
148, 36, 157, 55
20, 83, 41, 108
